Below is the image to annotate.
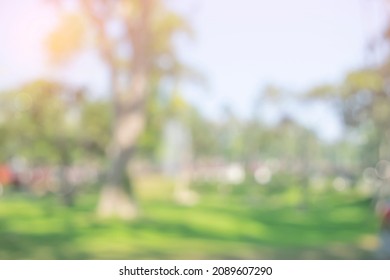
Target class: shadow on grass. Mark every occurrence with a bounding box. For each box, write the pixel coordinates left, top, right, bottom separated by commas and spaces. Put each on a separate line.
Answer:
0, 193, 378, 260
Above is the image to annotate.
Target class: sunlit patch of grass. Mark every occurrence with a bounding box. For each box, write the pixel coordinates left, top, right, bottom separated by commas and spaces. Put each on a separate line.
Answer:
358, 234, 378, 251
0, 179, 380, 259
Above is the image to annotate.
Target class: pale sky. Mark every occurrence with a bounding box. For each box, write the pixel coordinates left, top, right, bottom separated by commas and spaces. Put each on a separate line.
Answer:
0, 0, 388, 142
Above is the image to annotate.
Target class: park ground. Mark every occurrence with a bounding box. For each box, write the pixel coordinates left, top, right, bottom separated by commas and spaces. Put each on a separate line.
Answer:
0, 177, 380, 259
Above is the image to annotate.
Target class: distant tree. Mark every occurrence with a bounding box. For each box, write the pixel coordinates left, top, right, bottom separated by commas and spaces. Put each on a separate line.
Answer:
0, 80, 89, 204
307, 69, 390, 168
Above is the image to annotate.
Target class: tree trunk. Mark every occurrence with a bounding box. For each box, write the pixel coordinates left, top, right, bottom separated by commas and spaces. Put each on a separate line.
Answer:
97, 139, 141, 220
97, 73, 148, 219
58, 165, 75, 207
96, 0, 152, 219
58, 141, 75, 207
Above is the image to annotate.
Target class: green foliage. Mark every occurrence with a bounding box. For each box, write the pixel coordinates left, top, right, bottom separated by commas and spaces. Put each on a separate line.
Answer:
79, 101, 111, 161
0, 80, 110, 165
344, 70, 384, 94
306, 85, 337, 99
304, 65, 390, 168
0, 81, 67, 163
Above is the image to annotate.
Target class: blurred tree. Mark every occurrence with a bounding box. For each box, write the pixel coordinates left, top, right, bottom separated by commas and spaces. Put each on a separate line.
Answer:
307, 69, 390, 169
46, 0, 193, 219
0, 80, 89, 204
189, 110, 221, 159
79, 99, 111, 162
305, 3, 390, 169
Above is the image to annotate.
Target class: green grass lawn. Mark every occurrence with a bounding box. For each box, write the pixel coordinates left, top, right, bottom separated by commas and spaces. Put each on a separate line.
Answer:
0, 179, 381, 259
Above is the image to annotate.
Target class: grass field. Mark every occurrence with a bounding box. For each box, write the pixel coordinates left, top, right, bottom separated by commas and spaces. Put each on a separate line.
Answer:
0, 177, 381, 259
